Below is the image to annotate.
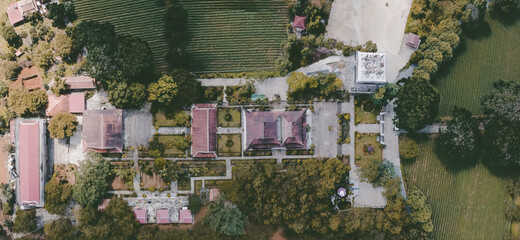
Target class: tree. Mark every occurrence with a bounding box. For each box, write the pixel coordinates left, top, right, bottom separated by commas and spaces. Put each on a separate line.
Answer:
488, 0, 519, 16
361, 40, 378, 52
44, 219, 77, 240
107, 81, 147, 109
0, 61, 21, 81
189, 194, 203, 214
407, 187, 433, 233
417, 59, 438, 75
438, 107, 479, 160
52, 33, 74, 61
483, 118, 520, 165
395, 78, 439, 131
1, 26, 22, 48
287, 72, 342, 101
104, 197, 139, 239
8, 88, 48, 116
0, 81, 9, 98
204, 195, 248, 236
148, 75, 178, 106
399, 136, 419, 160
33, 42, 54, 70
13, 208, 37, 233
360, 159, 396, 187
371, 83, 400, 106
171, 69, 201, 108
48, 112, 78, 139
73, 154, 110, 207
481, 80, 520, 122
51, 77, 68, 96
44, 175, 73, 215
114, 35, 153, 80
47, 1, 76, 28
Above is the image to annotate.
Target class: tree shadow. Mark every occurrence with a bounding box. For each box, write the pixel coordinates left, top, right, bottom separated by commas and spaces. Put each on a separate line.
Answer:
431, 135, 479, 173
463, 21, 492, 39
489, 10, 520, 26
480, 149, 520, 179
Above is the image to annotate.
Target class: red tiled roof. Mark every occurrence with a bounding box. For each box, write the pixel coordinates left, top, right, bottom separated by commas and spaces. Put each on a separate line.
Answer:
11, 66, 43, 91
19, 0, 36, 14
245, 109, 307, 150
156, 209, 169, 224
69, 93, 85, 113
406, 33, 421, 48
64, 76, 96, 90
18, 120, 42, 205
46, 94, 69, 116
293, 15, 307, 30
7, 2, 23, 26
179, 209, 193, 224
209, 189, 220, 202
82, 109, 123, 153
191, 104, 217, 158
134, 208, 147, 224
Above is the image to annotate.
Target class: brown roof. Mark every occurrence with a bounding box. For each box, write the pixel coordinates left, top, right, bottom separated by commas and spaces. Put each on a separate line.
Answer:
11, 66, 43, 91
19, 0, 37, 14
69, 93, 85, 113
293, 15, 307, 30
64, 76, 96, 90
191, 104, 217, 158
406, 33, 421, 48
244, 109, 307, 150
46, 94, 69, 116
82, 109, 123, 153
7, 2, 24, 26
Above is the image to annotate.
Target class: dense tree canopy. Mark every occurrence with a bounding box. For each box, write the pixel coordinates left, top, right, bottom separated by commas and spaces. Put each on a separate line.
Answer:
73, 154, 110, 207
107, 81, 147, 109
287, 72, 343, 101
1, 26, 22, 48
407, 187, 434, 233
52, 33, 74, 61
45, 219, 77, 240
481, 80, 520, 122
13, 209, 37, 233
48, 112, 78, 139
0, 61, 21, 81
360, 159, 396, 187
371, 83, 400, 106
204, 195, 248, 236
44, 175, 73, 215
438, 107, 479, 160
8, 88, 48, 117
399, 136, 420, 160
395, 78, 439, 131
47, 0, 77, 28
148, 75, 178, 106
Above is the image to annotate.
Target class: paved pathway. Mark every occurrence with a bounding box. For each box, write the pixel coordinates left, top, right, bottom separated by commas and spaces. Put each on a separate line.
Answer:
198, 78, 245, 87
157, 127, 186, 135
178, 159, 233, 194
217, 127, 242, 134
355, 124, 380, 133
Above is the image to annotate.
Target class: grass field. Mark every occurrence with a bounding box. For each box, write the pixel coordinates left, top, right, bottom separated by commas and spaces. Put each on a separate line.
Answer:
177, 0, 288, 73
434, 16, 520, 116
402, 134, 510, 240
72, 0, 168, 69
354, 134, 382, 165
156, 135, 186, 156
217, 134, 241, 157
218, 108, 241, 127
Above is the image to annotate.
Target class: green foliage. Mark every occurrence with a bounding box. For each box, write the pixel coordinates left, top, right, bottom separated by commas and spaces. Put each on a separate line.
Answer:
48, 112, 78, 139
1, 26, 22, 48
399, 136, 419, 160
407, 187, 434, 233
107, 81, 147, 109
438, 107, 479, 160
51, 77, 68, 96
488, 0, 519, 16
29, 22, 55, 44
33, 42, 54, 70
52, 33, 74, 61
8, 88, 48, 117
73, 154, 110, 207
13, 208, 37, 233
148, 75, 178, 106
104, 197, 140, 239
44, 219, 77, 240
0, 61, 21, 81
287, 72, 343, 101
361, 40, 378, 52
114, 35, 153, 80
44, 176, 73, 215
0, 81, 9, 98
47, 1, 77, 28
225, 81, 256, 104
173, 135, 191, 151
395, 78, 439, 131
371, 83, 400, 106
189, 194, 203, 214
154, 158, 180, 183
204, 195, 248, 236
170, 69, 201, 108
360, 159, 396, 187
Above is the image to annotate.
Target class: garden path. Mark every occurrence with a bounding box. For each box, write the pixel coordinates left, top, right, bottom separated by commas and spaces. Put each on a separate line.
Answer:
157, 127, 186, 135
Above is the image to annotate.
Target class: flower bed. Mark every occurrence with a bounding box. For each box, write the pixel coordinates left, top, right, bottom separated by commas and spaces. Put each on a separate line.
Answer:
337, 113, 351, 144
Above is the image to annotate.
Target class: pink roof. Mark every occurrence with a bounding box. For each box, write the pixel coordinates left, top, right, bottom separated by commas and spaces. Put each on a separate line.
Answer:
134, 208, 147, 224
46, 94, 69, 116
406, 33, 420, 48
156, 209, 170, 224
82, 109, 123, 153
209, 189, 220, 202
64, 76, 96, 90
18, 120, 41, 205
293, 15, 307, 30
179, 209, 193, 224
191, 104, 217, 158
69, 93, 85, 113
244, 110, 307, 150
7, 3, 23, 26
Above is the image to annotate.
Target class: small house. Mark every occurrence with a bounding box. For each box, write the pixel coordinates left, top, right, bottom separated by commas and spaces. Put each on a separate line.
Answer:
179, 208, 193, 224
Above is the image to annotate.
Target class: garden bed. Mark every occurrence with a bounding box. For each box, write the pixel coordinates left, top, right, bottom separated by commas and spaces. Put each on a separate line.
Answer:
354, 94, 381, 125
108, 161, 135, 191
354, 133, 382, 165
54, 164, 76, 185
286, 149, 314, 155
217, 108, 241, 127
138, 161, 169, 190
337, 113, 351, 144
244, 150, 272, 157
153, 109, 190, 127
231, 159, 277, 166
155, 134, 188, 157
217, 134, 241, 157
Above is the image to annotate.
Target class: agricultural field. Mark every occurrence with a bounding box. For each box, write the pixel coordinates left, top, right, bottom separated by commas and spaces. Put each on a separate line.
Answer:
72, 0, 168, 69
177, 0, 288, 73
402, 134, 510, 240
434, 17, 520, 116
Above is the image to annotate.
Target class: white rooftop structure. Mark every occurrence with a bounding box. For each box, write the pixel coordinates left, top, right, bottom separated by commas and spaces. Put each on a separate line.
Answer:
356, 51, 387, 84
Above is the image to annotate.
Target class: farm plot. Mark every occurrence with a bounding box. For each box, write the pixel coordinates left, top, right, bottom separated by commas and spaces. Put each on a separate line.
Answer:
177, 0, 288, 73
402, 134, 510, 240
72, 0, 168, 70
434, 16, 520, 116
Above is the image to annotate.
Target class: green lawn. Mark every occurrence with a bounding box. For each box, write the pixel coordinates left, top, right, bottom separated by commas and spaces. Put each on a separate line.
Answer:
155, 135, 186, 156
434, 16, 520, 116
218, 108, 241, 127
354, 95, 380, 124
354, 134, 382, 165
402, 135, 510, 240
153, 110, 190, 127
217, 134, 241, 157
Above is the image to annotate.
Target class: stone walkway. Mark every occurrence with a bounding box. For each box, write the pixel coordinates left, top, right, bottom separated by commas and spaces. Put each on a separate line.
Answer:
355, 124, 380, 133
217, 127, 242, 134
157, 127, 186, 135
